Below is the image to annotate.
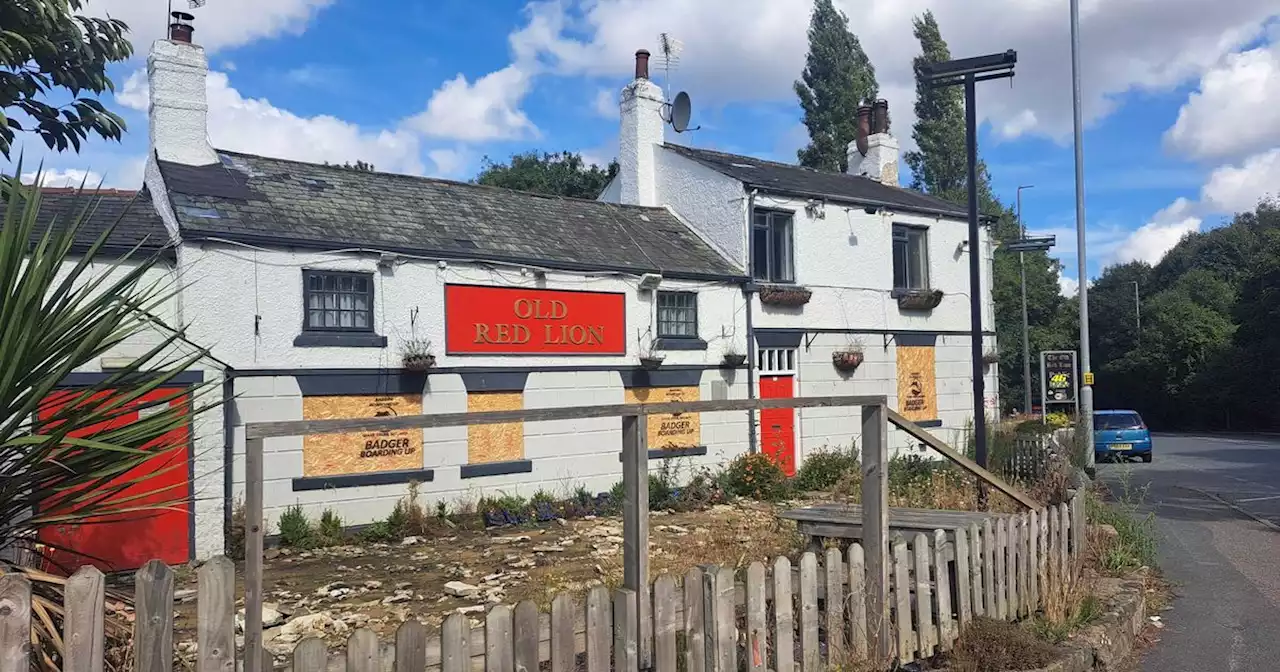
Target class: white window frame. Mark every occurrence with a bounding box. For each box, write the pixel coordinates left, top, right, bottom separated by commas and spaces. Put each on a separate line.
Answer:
757, 347, 797, 375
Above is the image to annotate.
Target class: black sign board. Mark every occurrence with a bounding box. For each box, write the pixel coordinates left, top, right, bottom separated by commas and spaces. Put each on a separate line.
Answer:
1041, 350, 1077, 406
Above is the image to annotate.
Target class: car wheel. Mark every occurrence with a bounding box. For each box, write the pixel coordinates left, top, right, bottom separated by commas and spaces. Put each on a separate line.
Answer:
1140, 454, 1152, 463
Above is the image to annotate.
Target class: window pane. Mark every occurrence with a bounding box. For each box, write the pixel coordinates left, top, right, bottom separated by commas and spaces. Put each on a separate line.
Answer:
752, 227, 770, 280
308, 310, 323, 327
309, 275, 321, 290
893, 240, 908, 289
354, 295, 367, 311
355, 311, 369, 328
339, 294, 352, 310
340, 276, 353, 291
324, 310, 337, 327
323, 293, 336, 309
323, 275, 336, 291
771, 216, 793, 282
355, 277, 368, 292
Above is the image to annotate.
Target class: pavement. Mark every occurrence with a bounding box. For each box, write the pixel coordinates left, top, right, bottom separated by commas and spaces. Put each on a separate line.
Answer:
1097, 433, 1280, 672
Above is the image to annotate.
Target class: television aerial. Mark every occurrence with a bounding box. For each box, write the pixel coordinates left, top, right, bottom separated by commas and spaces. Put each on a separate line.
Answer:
656, 33, 699, 133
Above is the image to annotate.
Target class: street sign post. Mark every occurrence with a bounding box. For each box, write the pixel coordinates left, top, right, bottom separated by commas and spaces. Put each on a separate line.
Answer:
1040, 350, 1079, 416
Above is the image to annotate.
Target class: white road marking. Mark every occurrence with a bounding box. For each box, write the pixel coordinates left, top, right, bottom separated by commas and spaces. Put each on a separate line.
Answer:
1236, 494, 1280, 503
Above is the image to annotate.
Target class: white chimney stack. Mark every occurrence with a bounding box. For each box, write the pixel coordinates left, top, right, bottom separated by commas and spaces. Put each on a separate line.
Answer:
618, 49, 664, 207
147, 12, 216, 166
848, 99, 899, 186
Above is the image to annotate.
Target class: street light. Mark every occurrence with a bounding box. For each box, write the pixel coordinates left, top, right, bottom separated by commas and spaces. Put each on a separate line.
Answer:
921, 49, 1017, 490
1017, 185, 1035, 416
1069, 0, 1095, 470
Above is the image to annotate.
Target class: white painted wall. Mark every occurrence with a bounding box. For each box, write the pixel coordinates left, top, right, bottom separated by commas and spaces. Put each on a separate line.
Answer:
178, 242, 747, 369
654, 149, 748, 267
748, 193, 996, 333
227, 369, 750, 532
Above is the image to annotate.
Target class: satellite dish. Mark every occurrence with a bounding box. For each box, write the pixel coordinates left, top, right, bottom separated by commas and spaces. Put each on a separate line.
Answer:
671, 91, 692, 133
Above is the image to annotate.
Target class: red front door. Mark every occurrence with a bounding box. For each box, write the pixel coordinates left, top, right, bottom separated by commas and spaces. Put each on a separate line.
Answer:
760, 375, 796, 476
37, 388, 193, 572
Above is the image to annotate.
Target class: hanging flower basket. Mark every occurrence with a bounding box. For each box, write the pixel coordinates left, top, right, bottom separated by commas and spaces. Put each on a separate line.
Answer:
722, 353, 747, 368
639, 355, 665, 370
832, 350, 864, 372
758, 285, 813, 307
897, 289, 944, 311
403, 353, 436, 372
982, 351, 1000, 373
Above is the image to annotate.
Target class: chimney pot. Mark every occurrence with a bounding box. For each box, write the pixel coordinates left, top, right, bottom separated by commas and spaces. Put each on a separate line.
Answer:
635, 49, 651, 80
872, 99, 890, 135
168, 11, 195, 43
855, 105, 873, 157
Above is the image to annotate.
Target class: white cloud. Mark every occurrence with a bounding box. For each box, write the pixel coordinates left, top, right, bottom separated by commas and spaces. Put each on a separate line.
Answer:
1108, 198, 1202, 266
406, 65, 538, 142
86, 0, 334, 53
1165, 42, 1280, 162
593, 89, 618, 119
506, 0, 1277, 142
1201, 148, 1280, 213
118, 70, 425, 175
1058, 275, 1079, 298
21, 169, 104, 188
427, 149, 471, 178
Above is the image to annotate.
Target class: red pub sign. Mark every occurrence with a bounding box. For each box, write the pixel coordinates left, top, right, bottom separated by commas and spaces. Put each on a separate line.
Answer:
445, 285, 626, 354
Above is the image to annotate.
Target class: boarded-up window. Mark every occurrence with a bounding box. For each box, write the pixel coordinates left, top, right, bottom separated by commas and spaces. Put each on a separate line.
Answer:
467, 392, 524, 463
896, 346, 938, 422
624, 386, 702, 449
302, 394, 423, 476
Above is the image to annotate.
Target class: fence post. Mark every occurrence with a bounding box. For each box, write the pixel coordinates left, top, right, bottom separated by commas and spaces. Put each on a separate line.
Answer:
860, 403, 890, 660
244, 436, 265, 672
135, 560, 175, 672
197, 557, 235, 672
64, 566, 105, 672
622, 413, 650, 668
0, 574, 31, 672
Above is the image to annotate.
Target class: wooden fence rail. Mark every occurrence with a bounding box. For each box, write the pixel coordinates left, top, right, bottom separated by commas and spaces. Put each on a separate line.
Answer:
0, 495, 1083, 672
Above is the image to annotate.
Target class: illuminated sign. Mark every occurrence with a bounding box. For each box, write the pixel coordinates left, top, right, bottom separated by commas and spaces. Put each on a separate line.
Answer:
1041, 351, 1078, 405
445, 285, 626, 355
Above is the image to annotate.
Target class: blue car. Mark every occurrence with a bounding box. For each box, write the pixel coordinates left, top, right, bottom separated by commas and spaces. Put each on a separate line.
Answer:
1094, 410, 1152, 463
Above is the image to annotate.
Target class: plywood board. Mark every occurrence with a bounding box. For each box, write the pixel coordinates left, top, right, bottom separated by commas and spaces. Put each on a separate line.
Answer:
897, 346, 938, 422
468, 392, 525, 464
623, 386, 701, 449
302, 395, 423, 476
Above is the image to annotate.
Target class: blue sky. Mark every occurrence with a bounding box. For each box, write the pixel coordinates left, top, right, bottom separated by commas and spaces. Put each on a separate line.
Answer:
9, 0, 1280, 292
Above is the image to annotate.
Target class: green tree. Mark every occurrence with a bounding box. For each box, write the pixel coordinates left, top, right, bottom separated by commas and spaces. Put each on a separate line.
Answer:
794, 0, 878, 172
1, 0, 133, 157
902, 11, 967, 200
475, 151, 618, 199
1, 169, 216, 668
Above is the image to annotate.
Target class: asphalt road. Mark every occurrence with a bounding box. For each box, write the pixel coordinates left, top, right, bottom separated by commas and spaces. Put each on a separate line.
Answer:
1097, 433, 1280, 671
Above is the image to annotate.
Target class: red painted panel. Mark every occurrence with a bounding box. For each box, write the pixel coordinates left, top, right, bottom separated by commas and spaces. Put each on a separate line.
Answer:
759, 376, 796, 476
445, 285, 627, 355
37, 388, 192, 572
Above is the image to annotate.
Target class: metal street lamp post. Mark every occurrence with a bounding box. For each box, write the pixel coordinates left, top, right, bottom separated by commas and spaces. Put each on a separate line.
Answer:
920, 50, 1017, 499
1070, 0, 1095, 470
1017, 184, 1035, 416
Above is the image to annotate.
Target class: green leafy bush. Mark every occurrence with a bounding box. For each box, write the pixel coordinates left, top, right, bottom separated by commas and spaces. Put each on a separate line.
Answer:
887, 453, 941, 494
794, 446, 859, 491
317, 509, 344, 545
720, 453, 790, 501
277, 504, 316, 549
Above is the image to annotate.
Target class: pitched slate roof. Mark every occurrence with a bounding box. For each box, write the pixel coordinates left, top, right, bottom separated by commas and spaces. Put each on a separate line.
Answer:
25, 188, 170, 253
663, 144, 969, 219
157, 151, 743, 280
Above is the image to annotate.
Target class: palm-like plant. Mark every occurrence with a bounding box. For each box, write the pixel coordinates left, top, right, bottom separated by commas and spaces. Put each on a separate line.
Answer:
1, 168, 215, 670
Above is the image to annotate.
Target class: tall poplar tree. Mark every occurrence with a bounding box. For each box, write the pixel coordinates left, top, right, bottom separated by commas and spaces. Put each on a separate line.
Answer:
794, 0, 878, 172
902, 12, 968, 201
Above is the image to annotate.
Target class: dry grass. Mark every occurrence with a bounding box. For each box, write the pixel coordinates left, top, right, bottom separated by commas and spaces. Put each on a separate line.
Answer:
1032, 555, 1101, 644
949, 618, 1059, 672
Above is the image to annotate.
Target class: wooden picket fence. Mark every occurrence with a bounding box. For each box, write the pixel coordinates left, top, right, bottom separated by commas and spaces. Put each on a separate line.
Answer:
0, 496, 1083, 672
